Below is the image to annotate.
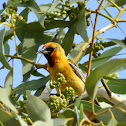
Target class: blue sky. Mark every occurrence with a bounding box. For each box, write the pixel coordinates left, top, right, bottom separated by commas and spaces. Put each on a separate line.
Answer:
0, 0, 126, 88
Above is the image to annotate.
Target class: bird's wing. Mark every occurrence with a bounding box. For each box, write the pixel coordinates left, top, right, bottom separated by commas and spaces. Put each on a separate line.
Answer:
68, 59, 86, 84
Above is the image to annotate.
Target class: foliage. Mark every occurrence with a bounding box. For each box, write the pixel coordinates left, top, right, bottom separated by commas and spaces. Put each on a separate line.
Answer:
0, 0, 126, 125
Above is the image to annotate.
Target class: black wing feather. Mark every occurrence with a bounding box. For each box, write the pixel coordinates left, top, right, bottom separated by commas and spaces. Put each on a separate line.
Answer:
68, 59, 86, 84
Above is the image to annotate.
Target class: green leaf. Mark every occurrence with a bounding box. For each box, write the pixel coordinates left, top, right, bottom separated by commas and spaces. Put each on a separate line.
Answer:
34, 86, 45, 96
107, 117, 118, 126
80, 100, 101, 112
22, 31, 52, 81
106, 0, 126, 7
58, 109, 77, 126
26, 95, 51, 122
62, 23, 76, 55
79, 104, 85, 123
70, 0, 81, 6
47, 0, 60, 12
0, 109, 20, 126
69, 41, 85, 63
4, 41, 10, 59
39, 3, 70, 12
91, 46, 123, 69
105, 38, 126, 48
79, 46, 123, 71
33, 119, 68, 126
0, 70, 18, 113
104, 76, 126, 94
54, 28, 66, 44
22, 20, 70, 32
15, 8, 29, 42
0, 9, 4, 14
14, 114, 28, 126
96, 107, 126, 124
86, 58, 126, 100
76, 8, 89, 42
4, 29, 14, 43
74, 96, 82, 108
0, 28, 12, 70
17, 0, 44, 27
13, 76, 50, 94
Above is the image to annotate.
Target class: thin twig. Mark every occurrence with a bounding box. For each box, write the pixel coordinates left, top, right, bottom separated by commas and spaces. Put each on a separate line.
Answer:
4, 54, 47, 69
87, 0, 104, 77
101, 78, 111, 96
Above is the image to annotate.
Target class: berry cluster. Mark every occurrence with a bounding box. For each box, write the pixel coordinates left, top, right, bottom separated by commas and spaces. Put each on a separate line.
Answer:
107, 72, 119, 79
0, 3, 18, 23
49, 73, 75, 112
50, 73, 67, 89
86, 41, 116, 58
61, 87, 75, 100
48, 95, 67, 112
46, 11, 64, 19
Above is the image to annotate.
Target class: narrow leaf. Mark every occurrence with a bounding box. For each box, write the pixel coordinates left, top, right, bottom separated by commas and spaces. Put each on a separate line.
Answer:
107, 0, 126, 7
13, 76, 50, 94
39, 3, 70, 12
86, 58, 126, 100
0, 109, 20, 126
4, 41, 10, 59
15, 8, 29, 42
62, 23, 76, 55
47, 0, 60, 12
0, 28, 12, 70
58, 109, 77, 126
79, 46, 123, 72
74, 96, 82, 108
69, 41, 85, 63
104, 76, 126, 94
79, 104, 85, 123
54, 28, 66, 44
76, 8, 89, 42
105, 38, 126, 48
70, 0, 81, 6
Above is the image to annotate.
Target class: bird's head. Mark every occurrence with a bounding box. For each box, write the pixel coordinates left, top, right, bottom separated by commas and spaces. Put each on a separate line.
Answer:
37, 42, 66, 66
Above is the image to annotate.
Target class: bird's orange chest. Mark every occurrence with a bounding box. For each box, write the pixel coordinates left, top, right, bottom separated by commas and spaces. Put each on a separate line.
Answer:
47, 61, 66, 80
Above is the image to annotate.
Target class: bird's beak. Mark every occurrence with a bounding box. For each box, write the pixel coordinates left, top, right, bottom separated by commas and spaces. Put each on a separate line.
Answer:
37, 47, 48, 55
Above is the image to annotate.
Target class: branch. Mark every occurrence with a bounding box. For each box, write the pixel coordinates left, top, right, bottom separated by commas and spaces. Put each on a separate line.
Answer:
73, 23, 116, 63
4, 54, 47, 69
86, 9, 115, 22
82, 87, 126, 111
39, 86, 126, 111
87, 0, 104, 77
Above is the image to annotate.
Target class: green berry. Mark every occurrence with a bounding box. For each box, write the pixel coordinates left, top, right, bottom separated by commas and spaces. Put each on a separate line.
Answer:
86, 19, 90, 26
100, 40, 104, 44
98, 53, 101, 57
3, 2, 6, 9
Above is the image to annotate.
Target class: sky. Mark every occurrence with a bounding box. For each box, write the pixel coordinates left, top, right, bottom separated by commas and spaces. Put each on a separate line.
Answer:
0, 0, 126, 88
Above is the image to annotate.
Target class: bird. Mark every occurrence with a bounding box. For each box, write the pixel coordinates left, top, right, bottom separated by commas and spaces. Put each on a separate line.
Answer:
37, 42, 85, 95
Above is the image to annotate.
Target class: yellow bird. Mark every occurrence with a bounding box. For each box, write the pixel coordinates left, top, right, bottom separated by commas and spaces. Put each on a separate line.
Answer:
38, 42, 85, 95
